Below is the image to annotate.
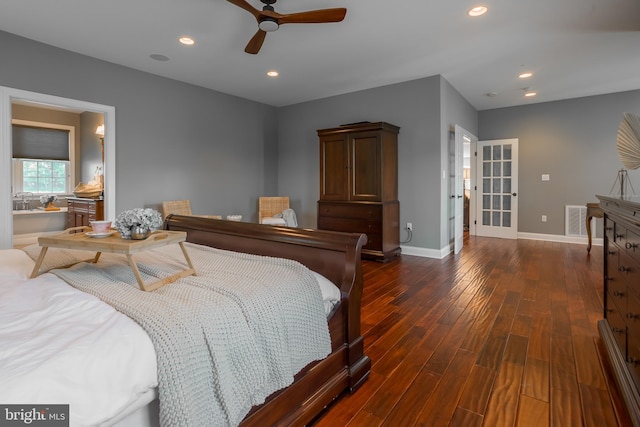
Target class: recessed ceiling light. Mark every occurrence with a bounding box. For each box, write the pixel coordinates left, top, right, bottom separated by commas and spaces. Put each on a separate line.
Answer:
519, 72, 533, 79
150, 54, 170, 61
485, 92, 497, 97
468, 6, 488, 17
524, 91, 537, 97
179, 36, 195, 46
266, 70, 279, 77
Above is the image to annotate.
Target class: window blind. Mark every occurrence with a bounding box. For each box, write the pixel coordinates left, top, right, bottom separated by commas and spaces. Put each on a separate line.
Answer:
12, 124, 70, 160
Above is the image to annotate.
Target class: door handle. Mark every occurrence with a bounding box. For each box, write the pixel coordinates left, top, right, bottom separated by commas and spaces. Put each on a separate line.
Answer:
512, 192, 517, 196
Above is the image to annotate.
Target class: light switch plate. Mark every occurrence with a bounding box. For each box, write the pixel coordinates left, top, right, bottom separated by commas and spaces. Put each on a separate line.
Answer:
542, 174, 550, 181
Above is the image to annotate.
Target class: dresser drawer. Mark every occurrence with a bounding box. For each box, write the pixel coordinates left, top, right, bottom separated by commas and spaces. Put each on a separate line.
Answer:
626, 228, 640, 255
608, 269, 628, 307
627, 290, 640, 341
318, 203, 381, 220
607, 306, 628, 357
620, 251, 640, 294
627, 336, 640, 386
605, 217, 615, 241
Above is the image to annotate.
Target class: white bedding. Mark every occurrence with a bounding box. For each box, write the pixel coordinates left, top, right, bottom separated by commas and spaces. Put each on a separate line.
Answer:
0, 247, 341, 427
0, 269, 158, 426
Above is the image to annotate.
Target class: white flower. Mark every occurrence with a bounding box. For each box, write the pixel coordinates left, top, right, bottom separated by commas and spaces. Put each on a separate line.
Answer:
39, 195, 57, 206
114, 208, 163, 239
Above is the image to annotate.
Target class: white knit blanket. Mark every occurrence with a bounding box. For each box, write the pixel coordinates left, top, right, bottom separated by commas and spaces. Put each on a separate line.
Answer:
35, 243, 331, 427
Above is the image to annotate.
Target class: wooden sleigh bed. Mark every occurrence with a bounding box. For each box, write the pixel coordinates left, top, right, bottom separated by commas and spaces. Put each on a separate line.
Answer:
163, 214, 371, 426
0, 214, 371, 426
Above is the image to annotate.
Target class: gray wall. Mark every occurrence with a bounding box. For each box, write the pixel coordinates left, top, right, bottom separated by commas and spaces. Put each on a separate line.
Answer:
277, 76, 477, 250
479, 90, 640, 237
1, 30, 277, 221
5, 28, 639, 252
79, 111, 104, 184
441, 77, 479, 246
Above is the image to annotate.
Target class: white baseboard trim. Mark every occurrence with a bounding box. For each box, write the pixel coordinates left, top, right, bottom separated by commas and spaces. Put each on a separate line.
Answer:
400, 233, 603, 260
517, 232, 603, 247
400, 244, 451, 259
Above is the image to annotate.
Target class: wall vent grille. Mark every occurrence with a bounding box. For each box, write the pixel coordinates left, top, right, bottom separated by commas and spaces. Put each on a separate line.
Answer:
565, 205, 591, 237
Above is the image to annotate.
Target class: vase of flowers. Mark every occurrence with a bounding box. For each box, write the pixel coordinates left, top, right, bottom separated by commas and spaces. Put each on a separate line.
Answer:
39, 195, 57, 209
113, 208, 163, 239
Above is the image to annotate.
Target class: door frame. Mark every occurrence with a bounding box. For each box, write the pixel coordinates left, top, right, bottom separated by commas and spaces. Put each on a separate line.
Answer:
0, 86, 116, 249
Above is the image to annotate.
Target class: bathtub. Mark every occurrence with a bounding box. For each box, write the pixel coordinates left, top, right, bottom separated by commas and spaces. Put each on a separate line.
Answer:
13, 207, 68, 246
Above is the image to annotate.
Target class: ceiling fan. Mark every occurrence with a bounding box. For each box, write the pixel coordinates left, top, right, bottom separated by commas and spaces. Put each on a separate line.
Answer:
226, 0, 347, 54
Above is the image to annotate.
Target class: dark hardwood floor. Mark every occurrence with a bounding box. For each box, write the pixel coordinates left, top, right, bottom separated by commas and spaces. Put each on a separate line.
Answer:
313, 235, 632, 427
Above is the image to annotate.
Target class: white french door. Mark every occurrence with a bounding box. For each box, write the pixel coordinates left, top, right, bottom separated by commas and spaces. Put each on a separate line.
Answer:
475, 139, 519, 239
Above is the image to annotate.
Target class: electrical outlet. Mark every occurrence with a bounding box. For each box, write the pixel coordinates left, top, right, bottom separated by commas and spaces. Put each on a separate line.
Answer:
541, 215, 547, 222
407, 222, 413, 231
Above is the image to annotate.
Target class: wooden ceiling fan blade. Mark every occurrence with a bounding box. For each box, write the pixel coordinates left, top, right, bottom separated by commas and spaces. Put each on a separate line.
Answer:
279, 8, 347, 24
226, 0, 261, 19
245, 29, 267, 54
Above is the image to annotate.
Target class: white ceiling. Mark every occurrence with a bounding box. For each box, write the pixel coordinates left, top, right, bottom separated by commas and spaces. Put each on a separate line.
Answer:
1, 0, 639, 110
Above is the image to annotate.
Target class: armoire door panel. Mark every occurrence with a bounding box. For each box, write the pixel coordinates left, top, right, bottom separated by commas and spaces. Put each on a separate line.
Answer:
320, 136, 349, 200
351, 133, 381, 201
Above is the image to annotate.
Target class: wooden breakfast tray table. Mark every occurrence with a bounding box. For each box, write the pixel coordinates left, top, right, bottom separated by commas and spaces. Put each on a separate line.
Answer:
30, 226, 196, 292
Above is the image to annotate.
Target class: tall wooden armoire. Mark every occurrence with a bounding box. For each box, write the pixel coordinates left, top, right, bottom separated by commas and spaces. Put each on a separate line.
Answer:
317, 122, 400, 261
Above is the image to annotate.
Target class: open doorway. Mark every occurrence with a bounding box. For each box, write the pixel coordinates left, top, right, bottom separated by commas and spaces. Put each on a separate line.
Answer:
453, 125, 477, 254
0, 86, 116, 249
463, 136, 471, 233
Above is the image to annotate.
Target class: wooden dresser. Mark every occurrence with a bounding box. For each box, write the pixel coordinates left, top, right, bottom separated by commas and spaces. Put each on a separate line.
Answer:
66, 197, 104, 228
317, 122, 400, 261
598, 195, 640, 426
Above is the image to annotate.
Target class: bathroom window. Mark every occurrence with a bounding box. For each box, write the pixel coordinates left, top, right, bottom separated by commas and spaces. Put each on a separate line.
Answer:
11, 121, 74, 195
12, 159, 71, 194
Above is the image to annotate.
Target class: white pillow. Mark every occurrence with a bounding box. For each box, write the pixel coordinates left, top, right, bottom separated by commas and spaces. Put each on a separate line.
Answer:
0, 249, 36, 280
312, 271, 342, 316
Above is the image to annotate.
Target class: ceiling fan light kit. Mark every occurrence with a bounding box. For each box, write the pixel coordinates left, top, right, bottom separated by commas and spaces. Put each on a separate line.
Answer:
226, 0, 347, 54
259, 18, 279, 32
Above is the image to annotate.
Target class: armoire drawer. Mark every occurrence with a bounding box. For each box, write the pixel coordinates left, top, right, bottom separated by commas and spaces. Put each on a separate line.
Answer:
318, 216, 381, 234
363, 233, 381, 251
318, 203, 382, 220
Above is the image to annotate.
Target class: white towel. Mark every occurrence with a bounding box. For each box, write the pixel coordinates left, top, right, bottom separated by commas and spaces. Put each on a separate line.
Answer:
281, 208, 297, 227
